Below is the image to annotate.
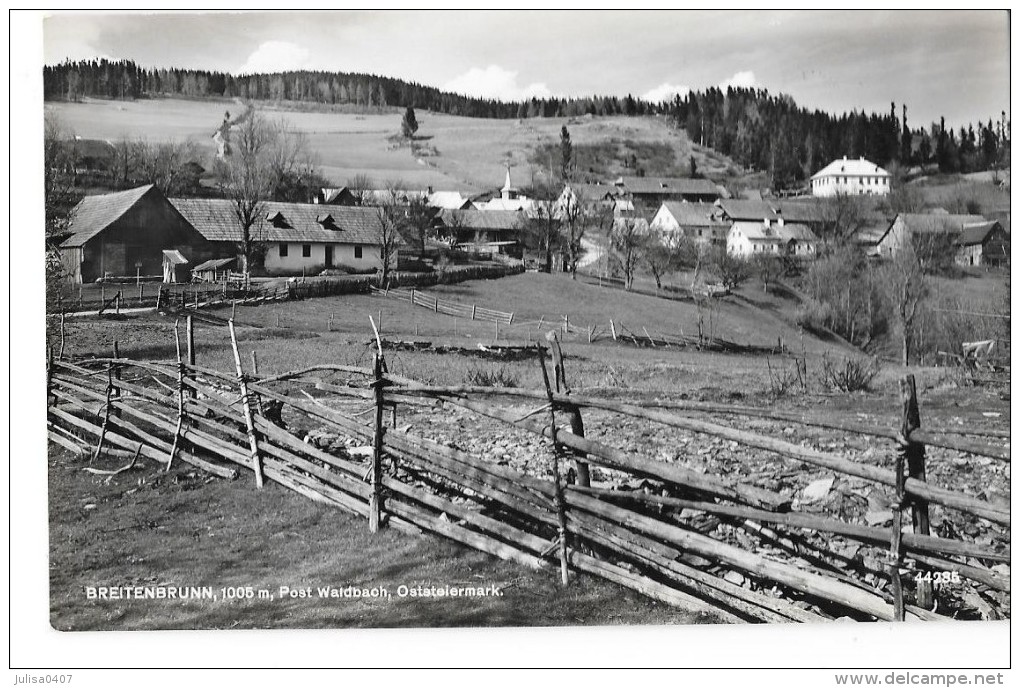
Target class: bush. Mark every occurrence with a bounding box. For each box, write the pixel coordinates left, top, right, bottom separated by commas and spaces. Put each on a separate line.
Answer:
819, 354, 880, 392
795, 298, 834, 334
464, 365, 518, 388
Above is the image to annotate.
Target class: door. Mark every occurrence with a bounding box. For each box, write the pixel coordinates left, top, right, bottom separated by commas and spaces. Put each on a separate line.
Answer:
325, 245, 334, 268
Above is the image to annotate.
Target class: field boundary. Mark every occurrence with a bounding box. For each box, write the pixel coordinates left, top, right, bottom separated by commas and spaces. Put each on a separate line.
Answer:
47, 322, 1010, 623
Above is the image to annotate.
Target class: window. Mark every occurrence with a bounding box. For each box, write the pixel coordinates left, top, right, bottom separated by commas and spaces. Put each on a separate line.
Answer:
279, 244, 289, 257
354, 245, 363, 259
302, 244, 311, 258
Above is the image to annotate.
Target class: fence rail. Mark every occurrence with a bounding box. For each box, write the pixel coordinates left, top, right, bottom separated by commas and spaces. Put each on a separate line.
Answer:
46, 325, 1010, 623
372, 286, 514, 325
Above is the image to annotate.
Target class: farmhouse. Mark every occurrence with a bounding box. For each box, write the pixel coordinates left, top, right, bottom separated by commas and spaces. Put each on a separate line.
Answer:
57, 184, 211, 284
615, 176, 723, 205
727, 218, 818, 259
649, 201, 729, 247
810, 156, 890, 197
955, 221, 1010, 267
875, 213, 988, 259
433, 208, 522, 256
171, 198, 398, 276
427, 191, 473, 210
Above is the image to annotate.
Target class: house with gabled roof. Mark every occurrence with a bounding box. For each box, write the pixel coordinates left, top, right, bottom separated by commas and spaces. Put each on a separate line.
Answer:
727, 217, 818, 259
811, 156, 890, 197
433, 208, 523, 256
875, 213, 988, 259
57, 184, 210, 284
171, 198, 399, 276
614, 175, 724, 205
955, 221, 1010, 267
649, 201, 729, 247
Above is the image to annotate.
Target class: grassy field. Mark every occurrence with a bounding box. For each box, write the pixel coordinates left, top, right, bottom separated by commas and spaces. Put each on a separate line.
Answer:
45, 97, 751, 192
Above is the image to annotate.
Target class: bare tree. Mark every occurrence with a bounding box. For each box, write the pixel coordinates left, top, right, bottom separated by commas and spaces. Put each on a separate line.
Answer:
521, 182, 561, 272
881, 241, 928, 365
218, 110, 275, 278
710, 248, 752, 290
405, 195, 434, 251
44, 114, 81, 238
373, 179, 409, 287
610, 218, 644, 290
138, 139, 203, 195
752, 253, 784, 293
819, 191, 868, 244
641, 232, 679, 291
561, 193, 614, 279
346, 173, 375, 206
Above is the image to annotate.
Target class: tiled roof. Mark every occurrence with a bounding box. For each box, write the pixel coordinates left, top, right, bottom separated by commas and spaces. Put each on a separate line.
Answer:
777, 223, 818, 242
730, 221, 781, 242
427, 191, 471, 209
898, 213, 988, 235
811, 157, 890, 179
617, 176, 721, 196
730, 221, 817, 243
958, 221, 1002, 246
775, 201, 827, 224
170, 198, 399, 246
660, 201, 723, 226
437, 209, 523, 231
60, 185, 158, 248
718, 199, 778, 221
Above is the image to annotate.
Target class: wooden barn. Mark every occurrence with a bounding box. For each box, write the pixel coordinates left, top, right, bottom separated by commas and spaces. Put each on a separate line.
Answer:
58, 185, 210, 284
955, 221, 1010, 267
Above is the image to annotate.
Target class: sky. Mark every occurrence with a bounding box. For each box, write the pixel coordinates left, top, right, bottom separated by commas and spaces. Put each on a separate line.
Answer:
41, 10, 1011, 129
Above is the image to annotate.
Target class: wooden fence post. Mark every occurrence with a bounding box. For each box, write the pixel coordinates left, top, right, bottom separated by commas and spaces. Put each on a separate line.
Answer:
471, 304, 476, 320
168, 322, 186, 472
610, 319, 618, 341
537, 344, 571, 586
58, 311, 66, 361
228, 320, 264, 489
186, 315, 196, 400
900, 374, 933, 609
115, 291, 121, 315
111, 341, 121, 419
46, 347, 53, 408
369, 353, 386, 532
91, 365, 115, 465
548, 332, 590, 487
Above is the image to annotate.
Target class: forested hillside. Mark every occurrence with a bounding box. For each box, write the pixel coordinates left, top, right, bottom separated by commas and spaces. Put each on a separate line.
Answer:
45, 59, 1010, 190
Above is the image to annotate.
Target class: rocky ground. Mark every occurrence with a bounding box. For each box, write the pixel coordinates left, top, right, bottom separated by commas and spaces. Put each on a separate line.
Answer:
293, 381, 1010, 621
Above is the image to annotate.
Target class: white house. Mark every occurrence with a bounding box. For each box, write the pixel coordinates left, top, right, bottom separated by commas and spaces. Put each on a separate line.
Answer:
727, 218, 818, 259
171, 198, 400, 276
810, 156, 891, 197
649, 201, 729, 247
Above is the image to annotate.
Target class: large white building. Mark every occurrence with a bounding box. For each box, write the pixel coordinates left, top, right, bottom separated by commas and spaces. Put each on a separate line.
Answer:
810, 156, 891, 197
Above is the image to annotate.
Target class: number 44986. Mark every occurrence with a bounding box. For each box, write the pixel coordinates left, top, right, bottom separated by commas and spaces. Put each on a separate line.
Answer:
915, 570, 961, 586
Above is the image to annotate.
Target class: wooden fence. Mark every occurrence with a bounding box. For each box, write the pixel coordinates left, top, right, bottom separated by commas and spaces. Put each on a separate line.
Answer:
372, 286, 514, 325
46, 323, 1009, 623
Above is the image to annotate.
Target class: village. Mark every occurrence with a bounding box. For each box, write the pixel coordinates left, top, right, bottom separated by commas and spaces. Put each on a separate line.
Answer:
51, 141, 1010, 290
30, 11, 1012, 660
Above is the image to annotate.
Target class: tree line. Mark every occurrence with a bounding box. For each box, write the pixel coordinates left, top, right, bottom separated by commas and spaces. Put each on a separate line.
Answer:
666, 89, 1010, 189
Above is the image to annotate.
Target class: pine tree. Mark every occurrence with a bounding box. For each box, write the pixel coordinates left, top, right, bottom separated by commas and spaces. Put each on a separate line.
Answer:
401, 106, 419, 139
559, 125, 572, 181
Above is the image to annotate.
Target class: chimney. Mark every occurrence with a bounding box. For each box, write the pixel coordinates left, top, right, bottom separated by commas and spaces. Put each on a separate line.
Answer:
843, 155, 848, 160
427, 185, 434, 195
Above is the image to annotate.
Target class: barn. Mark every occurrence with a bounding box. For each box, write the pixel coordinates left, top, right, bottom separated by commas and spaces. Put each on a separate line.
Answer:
58, 185, 210, 284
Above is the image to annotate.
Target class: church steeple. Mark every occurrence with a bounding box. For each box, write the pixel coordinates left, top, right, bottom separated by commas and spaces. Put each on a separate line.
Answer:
501, 164, 517, 200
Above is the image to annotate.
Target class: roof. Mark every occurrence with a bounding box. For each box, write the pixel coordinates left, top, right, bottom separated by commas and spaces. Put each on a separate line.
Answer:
730, 221, 816, 243
958, 221, 1002, 246
60, 185, 159, 248
775, 201, 827, 224
568, 183, 624, 201
812, 156, 890, 179
192, 257, 236, 272
777, 223, 818, 242
64, 138, 116, 161
475, 198, 535, 212
659, 201, 723, 227
617, 176, 721, 197
437, 209, 523, 231
170, 198, 400, 246
718, 199, 778, 221
896, 213, 988, 235
162, 250, 189, 265
427, 191, 472, 209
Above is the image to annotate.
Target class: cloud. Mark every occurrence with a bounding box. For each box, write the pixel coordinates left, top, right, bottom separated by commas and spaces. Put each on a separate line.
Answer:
642, 82, 690, 103
238, 40, 312, 74
720, 70, 757, 90
443, 65, 552, 101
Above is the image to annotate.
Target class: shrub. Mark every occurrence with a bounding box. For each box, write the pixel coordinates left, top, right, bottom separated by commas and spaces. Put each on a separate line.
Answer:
464, 365, 518, 388
765, 357, 806, 400
795, 298, 834, 334
819, 354, 880, 392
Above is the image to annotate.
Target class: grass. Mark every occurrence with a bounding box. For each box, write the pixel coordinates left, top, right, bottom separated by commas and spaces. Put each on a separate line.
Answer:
45, 97, 757, 193
49, 448, 710, 630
